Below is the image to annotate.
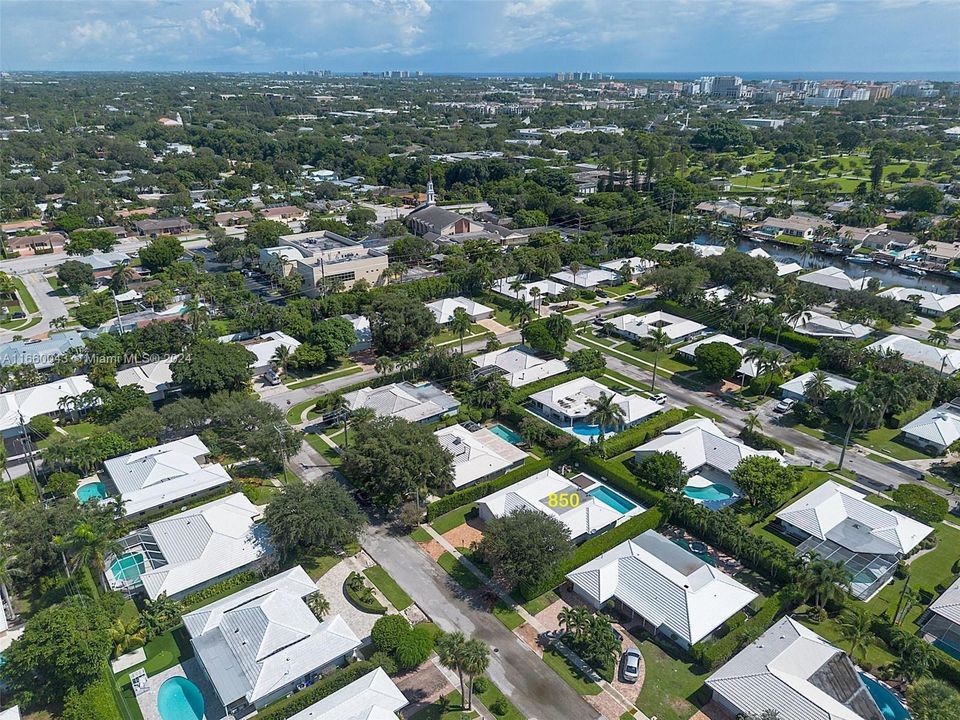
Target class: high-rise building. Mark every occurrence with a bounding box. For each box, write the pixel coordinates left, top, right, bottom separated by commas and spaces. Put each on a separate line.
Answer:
712, 76, 743, 98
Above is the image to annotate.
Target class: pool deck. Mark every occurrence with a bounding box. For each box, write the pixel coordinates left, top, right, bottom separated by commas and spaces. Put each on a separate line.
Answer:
135, 658, 225, 720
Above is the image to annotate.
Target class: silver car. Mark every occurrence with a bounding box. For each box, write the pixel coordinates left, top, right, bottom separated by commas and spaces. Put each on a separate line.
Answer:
620, 647, 641, 683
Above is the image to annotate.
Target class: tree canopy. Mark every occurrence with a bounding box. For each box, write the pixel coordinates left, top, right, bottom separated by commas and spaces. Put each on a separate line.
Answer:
369, 292, 438, 355
477, 507, 574, 590
171, 340, 255, 396
263, 480, 365, 560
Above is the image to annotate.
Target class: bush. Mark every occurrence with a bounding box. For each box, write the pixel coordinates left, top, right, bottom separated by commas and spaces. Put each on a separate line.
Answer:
473, 677, 490, 694
61, 674, 121, 720
599, 407, 693, 458
574, 453, 664, 507
368, 650, 398, 675
46, 470, 80, 497
740, 427, 787, 453
567, 348, 606, 373
395, 623, 435, 669
518, 506, 664, 601
891, 484, 949, 524
344, 572, 387, 614
180, 571, 258, 612
691, 591, 789, 669
255, 661, 376, 720
491, 698, 509, 716
579, 289, 597, 301
371, 614, 411, 654
28, 414, 55, 438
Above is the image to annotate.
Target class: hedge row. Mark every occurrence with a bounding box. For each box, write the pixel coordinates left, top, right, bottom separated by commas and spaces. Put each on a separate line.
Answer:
510, 368, 605, 402
572, 453, 664, 508
425, 454, 565, 521
255, 661, 377, 720
180, 570, 259, 612
500, 402, 577, 451
517, 505, 665, 601
690, 591, 789, 670
599, 407, 693, 458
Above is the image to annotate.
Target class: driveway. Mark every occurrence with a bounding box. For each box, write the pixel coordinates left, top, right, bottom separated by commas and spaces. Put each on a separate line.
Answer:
362, 523, 601, 720
0, 272, 68, 340
313, 551, 383, 642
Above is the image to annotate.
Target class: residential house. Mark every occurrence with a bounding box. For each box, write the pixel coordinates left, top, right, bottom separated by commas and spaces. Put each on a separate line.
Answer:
551, 266, 619, 288
877, 287, 960, 317
695, 200, 761, 221
261, 205, 307, 224
424, 296, 493, 324
652, 242, 726, 258
0, 331, 84, 370
134, 217, 192, 237
102, 435, 232, 517
0, 375, 96, 437
478, 469, 643, 542
706, 616, 885, 720
566, 529, 757, 648
259, 230, 389, 293
285, 667, 407, 720
116, 357, 177, 402
677, 335, 791, 379
214, 211, 254, 227
341, 381, 460, 424
866, 334, 960, 375
184, 566, 362, 715
5, 231, 67, 255
779, 371, 859, 402
435, 423, 528, 488
341, 313, 371, 352
105, 493, 268, 600
0, 708, 21, 720
220, 331, 302, 375
860, 229, 918, 252
790, 311, 872, 340
776, 481, 933, 599
922, 576, 960, 659
528, 376, 662, 436
919, 240, 960, 268
492, 276, 566, 305
471, 346, 568, 387
745, 248, 803, 276
607, 311, 706, 343
901, 401, 960, 454
755, 215, 822, 240
599, 256, 658, 278
797, 267, 869, 293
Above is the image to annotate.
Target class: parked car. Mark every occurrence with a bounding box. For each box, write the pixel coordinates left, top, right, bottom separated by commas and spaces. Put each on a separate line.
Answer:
264, 369, 283, 386
623, 293, 636, 301
651, 393, 668, 405
11, 311, 26, 319
773, 398, 796, 414
620, 647, 642, 683
596, 290, 609, 298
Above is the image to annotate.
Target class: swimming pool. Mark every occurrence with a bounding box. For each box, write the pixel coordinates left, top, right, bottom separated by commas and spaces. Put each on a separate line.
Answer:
76, 481, 107, 503
671, 538, 717, 566
109, 552, 146, 584
933, 638, 960, 661
570, 422, 620, 437
489, 423, 522, 445
860, 673, 911, 720
157, 676, 205, 720
588, 486, 637, 513
683, 482, 736, 502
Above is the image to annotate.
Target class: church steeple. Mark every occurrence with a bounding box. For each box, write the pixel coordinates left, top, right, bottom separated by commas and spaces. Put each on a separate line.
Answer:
426, 174, 435, 205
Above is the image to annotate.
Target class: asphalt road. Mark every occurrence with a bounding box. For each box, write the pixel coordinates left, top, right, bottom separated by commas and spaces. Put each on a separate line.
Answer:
0, 272, 69, 340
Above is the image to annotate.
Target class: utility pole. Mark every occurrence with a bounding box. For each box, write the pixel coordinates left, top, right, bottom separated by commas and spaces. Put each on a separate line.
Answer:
111, 289, 125, 335
668, 189, 676, 233
275, 425, 289, 484
17, 412, 42, 501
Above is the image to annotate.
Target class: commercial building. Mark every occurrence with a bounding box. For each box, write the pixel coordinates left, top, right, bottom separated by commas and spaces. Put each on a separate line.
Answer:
259, 230, 388, 293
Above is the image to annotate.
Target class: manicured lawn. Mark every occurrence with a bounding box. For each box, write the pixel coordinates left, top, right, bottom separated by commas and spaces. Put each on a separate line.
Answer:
12, 277, 39, 313
285, 396, 319, 424
431, 323, 489, 346
473, 675, 524, 720
114, 627, 194, 686
797, 611, 897, 668
410, 526, 432, 543
364, 565, 413, 611
618, 346, 695, 373
437, 551, 483, 590
634, 637, 707, 720
521, 589, 559, 616
431, 503, 477, 535
857, 425, 930, 461
305, 433, 342, 466
542, 646, 603, 695
287, 364, 363, 389
409, 691, 478, 720
301, 543, 360, 581
492, 599, 525, 630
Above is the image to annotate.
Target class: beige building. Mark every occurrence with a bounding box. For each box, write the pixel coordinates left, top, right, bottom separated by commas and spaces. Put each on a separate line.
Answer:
259, 230, 388, 293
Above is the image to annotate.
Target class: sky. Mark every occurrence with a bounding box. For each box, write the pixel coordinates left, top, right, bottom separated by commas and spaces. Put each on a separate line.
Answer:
1, 0, 958, 75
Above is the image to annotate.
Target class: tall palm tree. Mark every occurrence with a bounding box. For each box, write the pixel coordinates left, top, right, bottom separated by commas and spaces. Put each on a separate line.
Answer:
645, 328, 671, 392
803, 371, 833, 409
871, 373, 908, 425
272, 345, 291, 374
837, 389, 876, 471
66, 519, 121, 591
838, 607, 875, 663
893, 633, 937, 683
184, 297, 209, 334
436, 631, 468, 707
569, 261, 581, 287
759, 349, 786, 396
529, 286, 542, 314
808, 558, 852, 612
331, 394, 351, 448
799, 237, 815, 269
509, 277, 525, 298
586, 392, 626, 456
510, 299, 535, 329
461, 638, 490, 710
929, 329, 950, 348
374, 356, 396, 376
743, 412, 761, 435
450, 307, 472, 354
110, 261, 137, 291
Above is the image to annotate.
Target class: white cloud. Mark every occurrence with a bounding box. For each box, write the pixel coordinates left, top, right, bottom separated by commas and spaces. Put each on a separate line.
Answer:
74, 19, 111, 44
201, 0, 261, 33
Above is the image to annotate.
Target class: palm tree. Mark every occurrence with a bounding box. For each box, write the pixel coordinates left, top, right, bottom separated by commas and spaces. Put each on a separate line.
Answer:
799, 237, 815, 269
645, 328, 671, 392
929, 329, 950, 348
436, 631, 468, 707
759, 349, 786, 396
66, 519, 121, 591
569, 261, 581, 287
743, 412, 761, 435
510, 299, 535, 329
110, 616, 147, 659
272, 345, 291, 374
586, 392, 626, 456
184, 297, 208, 333
838, 607, 875, 663
450, 307, 472, 354
871, 373, 908, 425
807, 558, 851, 612
331, 394, 350, 448
509, 278, 525, 298
893, 633, 937, 683
803, 371, 833, 409
110, 261, 137, 291
306, 591, 330, 620
374, 356, 396, 376
837, 389, 876, 471
50, 315, 69, 330
461, 638, 490, 710
350, 407, 376, 428
529, 286, 542, 314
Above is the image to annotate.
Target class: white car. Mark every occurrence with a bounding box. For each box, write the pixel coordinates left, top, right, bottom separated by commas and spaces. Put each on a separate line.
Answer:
774, 398, 796, 414
620, 647, 642, 683
651, 393, 668, 405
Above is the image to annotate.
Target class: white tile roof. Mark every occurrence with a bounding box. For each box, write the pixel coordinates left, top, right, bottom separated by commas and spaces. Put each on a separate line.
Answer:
478, 469, 639, 540
652, 242, 726, 258
930, 576, 960, 626
0, 375, 96, 432
551, 266, 619, 288
104, 435, 231, 516
776, 481, 932, 556
0, 707, 21, 720
902, 403, 960, 450
779, 372, 859, 400
229, 331, 302, 371
567, 530, 757, 645
137, 493, 267, 600
529, 376, 662, 426
706, 616, 884, 720
424, 296, 493, 323
608, 311, 706, 342
791, 312, 872, 339
745, 248, 804, 276
866, 334, 960, 374
878, 286, 960, 315
435, 424, 528, 488
342, 381, 460, 423
634, 418, 782, 477
287, 667, 406, 720
493, 275, 567, 304
677, 334, 766, 378
116, 357, 176, 397
798, 267, 867, 292
600, 256, 657, 274
184, 566, 362, 707
471, 346, 568, 387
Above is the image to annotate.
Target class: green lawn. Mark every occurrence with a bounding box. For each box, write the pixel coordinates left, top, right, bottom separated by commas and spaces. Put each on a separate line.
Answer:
409, 691, 478, 720
542, 646, 603, 695
797, 611, 897, 668
286, 397, 319, 424
521, 589, 559, 616
492, 599, 525, 630
784, 417, 930, 461
364, 565, 413, 610
634, 637, 707, 720
614, 344, 695, 373
114, 627, 194, 687
437, 551, 483, 590
473, 676, 524, 720
431, 503, 477, 535
12, 277, 39, 313
410, 526, 432, 543
286, 364, 363, 389
431, 323, 490, 346
305, 433, 342, 466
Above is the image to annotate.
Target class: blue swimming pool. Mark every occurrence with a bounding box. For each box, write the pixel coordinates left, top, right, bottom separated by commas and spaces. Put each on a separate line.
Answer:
671, 538, 717, 566
683, 482, 736, 502
76, 481, 107, 503
109, 552, 146, 584
157, 676, 205, 720
860, 673, 911, 720
489, 423, 522, 445
588, 485, 637, 513
933, 638, 960, 661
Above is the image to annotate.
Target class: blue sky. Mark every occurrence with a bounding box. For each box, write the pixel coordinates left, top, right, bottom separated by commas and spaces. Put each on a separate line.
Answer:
1, 0, 958, 74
